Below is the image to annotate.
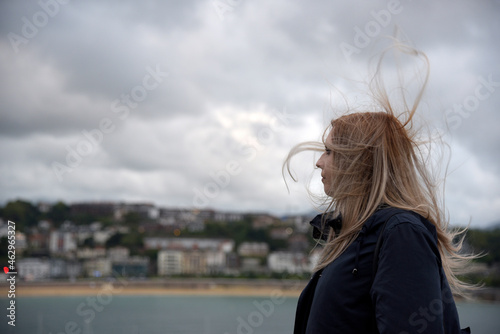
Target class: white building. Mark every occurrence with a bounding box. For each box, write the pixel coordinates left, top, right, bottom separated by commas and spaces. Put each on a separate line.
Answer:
49, 231, 77, 254
15, 232, 28, 253
238, 242, 269, 257
158, 250, 183, 275
157, 249, 230, 276
76, 247, 106, 260
18, 258, 51, 281
145, 238, 234, 253
206, 251, 226, 271
74, 225, 93, 244
213, 211, 243, 222
267, 252, 310, 274
84, 258, 112, 277
93, 229, 114, 245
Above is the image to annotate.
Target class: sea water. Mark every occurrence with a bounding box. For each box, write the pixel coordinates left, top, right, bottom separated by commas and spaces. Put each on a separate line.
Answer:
0, 295, 499, 334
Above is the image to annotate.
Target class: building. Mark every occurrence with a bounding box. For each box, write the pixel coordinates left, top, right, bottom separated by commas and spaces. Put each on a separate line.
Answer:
76, 247, 106, 260
70, 202, 116, 217
158, 208, 206, 232
267, 252, 310, 274
156, 238, 234, 276
84, 258, 112, 277
49, 230, 77, 255
93, 226, 126, 245
27, 229, 51, 256
287, 234, 310, 252
49, 258, 68, 278
112, 257, 149, 277
0, 218, 7, 238
18, 258, 83, 280
282, 215, 313, 234
14, 232, 28, 253
158, 250, 183, 275
238, 242, 269, 257
240, 257, 262, 272
251, 214, 280, 229
18, 258, 51, 281
213, 211, 243, 222
66, 261, 83, 279
157, 249, 209, 275
270, 227, 293, 240
114, 202, 159, 221
74, 225, 94, 245
108, 247, 130, 261
182, 250, 207, 275
144, 237, 234, 253
205, 251, 227, 274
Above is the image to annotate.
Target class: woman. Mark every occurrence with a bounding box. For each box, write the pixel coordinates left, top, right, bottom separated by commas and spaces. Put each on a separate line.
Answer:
285, 46, 474, 333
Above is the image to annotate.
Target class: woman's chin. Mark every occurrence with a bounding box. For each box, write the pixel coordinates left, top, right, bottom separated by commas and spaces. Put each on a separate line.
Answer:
323, 186, 333, 197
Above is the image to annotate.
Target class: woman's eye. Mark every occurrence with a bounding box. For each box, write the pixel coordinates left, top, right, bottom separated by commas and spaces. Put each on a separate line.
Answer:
325, 148, 332, 155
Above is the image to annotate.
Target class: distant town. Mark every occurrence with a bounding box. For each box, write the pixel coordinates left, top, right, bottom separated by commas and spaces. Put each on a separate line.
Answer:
0, 200, 498, 289
0, 200, 322, 281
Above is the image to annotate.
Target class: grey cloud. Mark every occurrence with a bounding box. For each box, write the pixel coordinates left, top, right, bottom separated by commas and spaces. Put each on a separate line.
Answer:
0, 0, 499, 227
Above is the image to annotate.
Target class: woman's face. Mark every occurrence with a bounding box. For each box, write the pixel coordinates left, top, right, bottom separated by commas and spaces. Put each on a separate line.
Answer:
316, 129, 334, 195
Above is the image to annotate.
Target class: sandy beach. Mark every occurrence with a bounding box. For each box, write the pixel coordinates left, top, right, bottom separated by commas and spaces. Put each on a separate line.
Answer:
1, 278, 307, 298
4, 279, 499, 301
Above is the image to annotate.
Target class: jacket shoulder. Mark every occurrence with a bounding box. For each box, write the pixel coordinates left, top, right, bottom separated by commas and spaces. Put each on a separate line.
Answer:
366, 207, 437, 240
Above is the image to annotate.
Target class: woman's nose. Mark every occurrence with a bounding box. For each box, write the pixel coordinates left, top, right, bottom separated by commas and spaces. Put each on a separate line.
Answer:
316, 155, 323, 169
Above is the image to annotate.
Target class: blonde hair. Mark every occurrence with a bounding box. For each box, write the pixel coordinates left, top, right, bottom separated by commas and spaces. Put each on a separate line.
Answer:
283, 43, 477, 297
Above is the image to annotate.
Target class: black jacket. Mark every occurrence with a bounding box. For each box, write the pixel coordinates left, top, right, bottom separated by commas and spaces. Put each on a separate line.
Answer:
294, 207, 470, 334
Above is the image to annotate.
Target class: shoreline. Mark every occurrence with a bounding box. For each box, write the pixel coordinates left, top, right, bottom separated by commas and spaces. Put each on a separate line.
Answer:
2, 279, 500, 301
0, 278, 307, 297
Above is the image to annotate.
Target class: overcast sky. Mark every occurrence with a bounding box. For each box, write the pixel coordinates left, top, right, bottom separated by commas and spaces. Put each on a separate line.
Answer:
0, 0, 499, 228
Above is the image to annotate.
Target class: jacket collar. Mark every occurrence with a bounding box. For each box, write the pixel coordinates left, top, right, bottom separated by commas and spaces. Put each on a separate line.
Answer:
309, 204, 391, 241
309, 213, 342, 241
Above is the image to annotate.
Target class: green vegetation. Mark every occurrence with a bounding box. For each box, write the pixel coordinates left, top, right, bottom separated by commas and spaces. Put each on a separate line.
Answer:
0, 236, 8, 265
45, 201, 70, 227
462, 227, 500, 287
2, 200, 40, 231
0, 199, 117, 230
466, 228, 500, 264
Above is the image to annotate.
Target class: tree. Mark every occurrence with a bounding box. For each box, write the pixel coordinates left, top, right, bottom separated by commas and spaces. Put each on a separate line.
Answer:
466, 228, 500, 265
0, 237, 8, 264
82, 236, 95, 248
2, 199, 40, 231
121, 232, 144, 255
46, 201, 70, 227
105, 233, 123, 248
123, 212, 141, 226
